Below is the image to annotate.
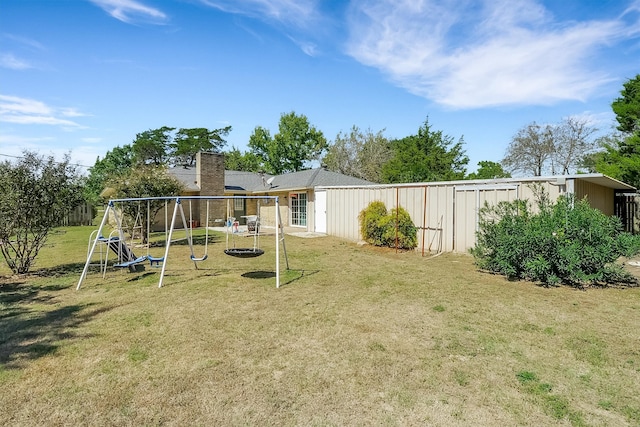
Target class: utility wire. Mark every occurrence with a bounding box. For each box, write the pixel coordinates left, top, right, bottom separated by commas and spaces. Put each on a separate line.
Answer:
0, 152, 93, 169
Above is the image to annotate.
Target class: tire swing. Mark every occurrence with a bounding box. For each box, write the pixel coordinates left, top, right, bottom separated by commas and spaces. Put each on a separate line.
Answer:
224, 199, 264, 258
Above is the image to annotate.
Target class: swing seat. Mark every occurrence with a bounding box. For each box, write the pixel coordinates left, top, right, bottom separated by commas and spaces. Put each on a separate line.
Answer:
190, 254, 208, 262
224, 248, 265, 258
147, 255, 164, 267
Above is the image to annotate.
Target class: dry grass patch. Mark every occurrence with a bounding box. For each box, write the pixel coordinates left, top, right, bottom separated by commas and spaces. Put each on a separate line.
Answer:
1, 226, 639, 426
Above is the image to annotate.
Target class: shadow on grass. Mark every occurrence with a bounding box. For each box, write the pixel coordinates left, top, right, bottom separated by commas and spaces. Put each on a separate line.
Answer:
282, 269, 319, 287
157, 234, 223, 247
126, 272, 156, 282
241, 269, 320, 287
0, 281, 65, 309
32, 262, 89, 277
0, 283, 116, 370
242, 271, 276, 279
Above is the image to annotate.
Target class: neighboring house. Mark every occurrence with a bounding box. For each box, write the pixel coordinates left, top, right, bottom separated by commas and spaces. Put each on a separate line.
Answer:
316, 174, 636, 253
167, 152, 373, 231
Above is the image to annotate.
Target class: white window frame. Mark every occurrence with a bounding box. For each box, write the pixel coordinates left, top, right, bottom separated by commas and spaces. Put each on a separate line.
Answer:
289, 192, 307, 227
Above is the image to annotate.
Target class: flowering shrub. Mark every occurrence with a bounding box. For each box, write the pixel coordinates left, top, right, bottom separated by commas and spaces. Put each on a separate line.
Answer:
470, 189, 640, 287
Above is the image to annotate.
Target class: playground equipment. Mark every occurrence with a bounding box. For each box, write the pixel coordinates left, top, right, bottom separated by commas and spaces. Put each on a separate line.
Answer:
77, 195, 289, 290
188, 199, 210, 262
224, 200, 264, 258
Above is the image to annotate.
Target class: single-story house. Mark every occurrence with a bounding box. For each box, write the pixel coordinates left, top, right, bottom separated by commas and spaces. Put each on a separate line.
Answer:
167, 152, 373, 230
167, 153, 636, 253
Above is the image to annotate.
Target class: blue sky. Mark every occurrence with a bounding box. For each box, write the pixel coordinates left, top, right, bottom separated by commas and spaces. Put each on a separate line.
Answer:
1, 0, 639, 176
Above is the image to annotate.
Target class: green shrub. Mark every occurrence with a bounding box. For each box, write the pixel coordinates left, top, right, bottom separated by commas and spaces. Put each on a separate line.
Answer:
470, 189, 640, 287
359, 201, 417, 250
358, 201, 387, 246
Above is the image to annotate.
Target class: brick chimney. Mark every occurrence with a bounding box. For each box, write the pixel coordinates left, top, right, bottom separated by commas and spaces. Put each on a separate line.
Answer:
196, 152, 226, 223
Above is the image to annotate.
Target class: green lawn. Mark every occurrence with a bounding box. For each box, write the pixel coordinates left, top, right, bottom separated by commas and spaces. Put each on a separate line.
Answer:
1, 226, 639, 426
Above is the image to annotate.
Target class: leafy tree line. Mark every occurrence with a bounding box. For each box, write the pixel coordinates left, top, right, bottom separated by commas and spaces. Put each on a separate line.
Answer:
89, 113, 499, 199
321, 118, 475, 183
586, 74, 640, 189
501, 74, 640, 189
84, 125, 231, 205
319, 119, 513, 183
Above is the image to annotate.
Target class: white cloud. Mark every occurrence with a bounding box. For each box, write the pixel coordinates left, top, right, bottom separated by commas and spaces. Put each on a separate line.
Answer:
3, 34, 45, 51
61, 107, 90, 118
89, 0, 168, 24
81, 137, 103, 143
0, 53, 33, 70
287, 35, 318, 56
565, 111, 616, 130
346, 0, 638, 109
199, 0, 319, 27
198, 1, 327, 56
0, 95, 85, 129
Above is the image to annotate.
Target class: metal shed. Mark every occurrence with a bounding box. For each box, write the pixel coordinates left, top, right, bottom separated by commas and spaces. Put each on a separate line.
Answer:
315, 174, 636, 254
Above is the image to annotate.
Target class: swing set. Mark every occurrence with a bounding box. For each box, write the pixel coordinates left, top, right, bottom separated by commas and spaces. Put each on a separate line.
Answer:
77, 195, 289, 290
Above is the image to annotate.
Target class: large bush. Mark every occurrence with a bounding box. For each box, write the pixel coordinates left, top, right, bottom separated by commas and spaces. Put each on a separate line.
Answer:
359, 201, 417, 249
470, 190, 640, 287
0, 151, 84, 274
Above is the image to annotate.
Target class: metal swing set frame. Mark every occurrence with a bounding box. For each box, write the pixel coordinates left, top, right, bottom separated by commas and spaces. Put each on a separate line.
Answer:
77, 195, 289, 290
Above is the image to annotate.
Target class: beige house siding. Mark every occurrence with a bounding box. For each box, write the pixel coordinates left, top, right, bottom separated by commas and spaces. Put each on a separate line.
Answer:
306, 190, 315, 230
574, 180, 614, 215
251, 194, 287, 228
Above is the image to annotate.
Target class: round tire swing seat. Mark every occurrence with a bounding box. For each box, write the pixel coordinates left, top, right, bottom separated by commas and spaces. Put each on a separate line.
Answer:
224, 248, 265, 258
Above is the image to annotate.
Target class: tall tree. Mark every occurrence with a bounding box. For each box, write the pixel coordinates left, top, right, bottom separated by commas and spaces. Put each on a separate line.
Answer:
248, 112, 328, 175
84, 144, 136, 206
171, 126, 232, 167
502, 122, 555, 176
612, 74, 640, 135
132, 126, 175, 166
552, 117, 598, 175
0, 151, 84, 274
224, 147, 263, 172
503, 118, 597, 176
381, 118, 468, 183
323, 126, 391, 183
466, 161, 511, 180
588, 75, 640, 188
592, 134, 640, 188
107, 165, 185, 243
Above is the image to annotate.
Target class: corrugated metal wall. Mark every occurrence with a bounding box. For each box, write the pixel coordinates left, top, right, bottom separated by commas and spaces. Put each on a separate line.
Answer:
453, 185, 519, 251
322, 178, 617, 254
575, 180, 614, 215
325, 184, 458, 252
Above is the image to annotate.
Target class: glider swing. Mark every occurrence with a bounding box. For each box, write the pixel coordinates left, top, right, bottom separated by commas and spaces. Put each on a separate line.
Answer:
224, 199, 264, 258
